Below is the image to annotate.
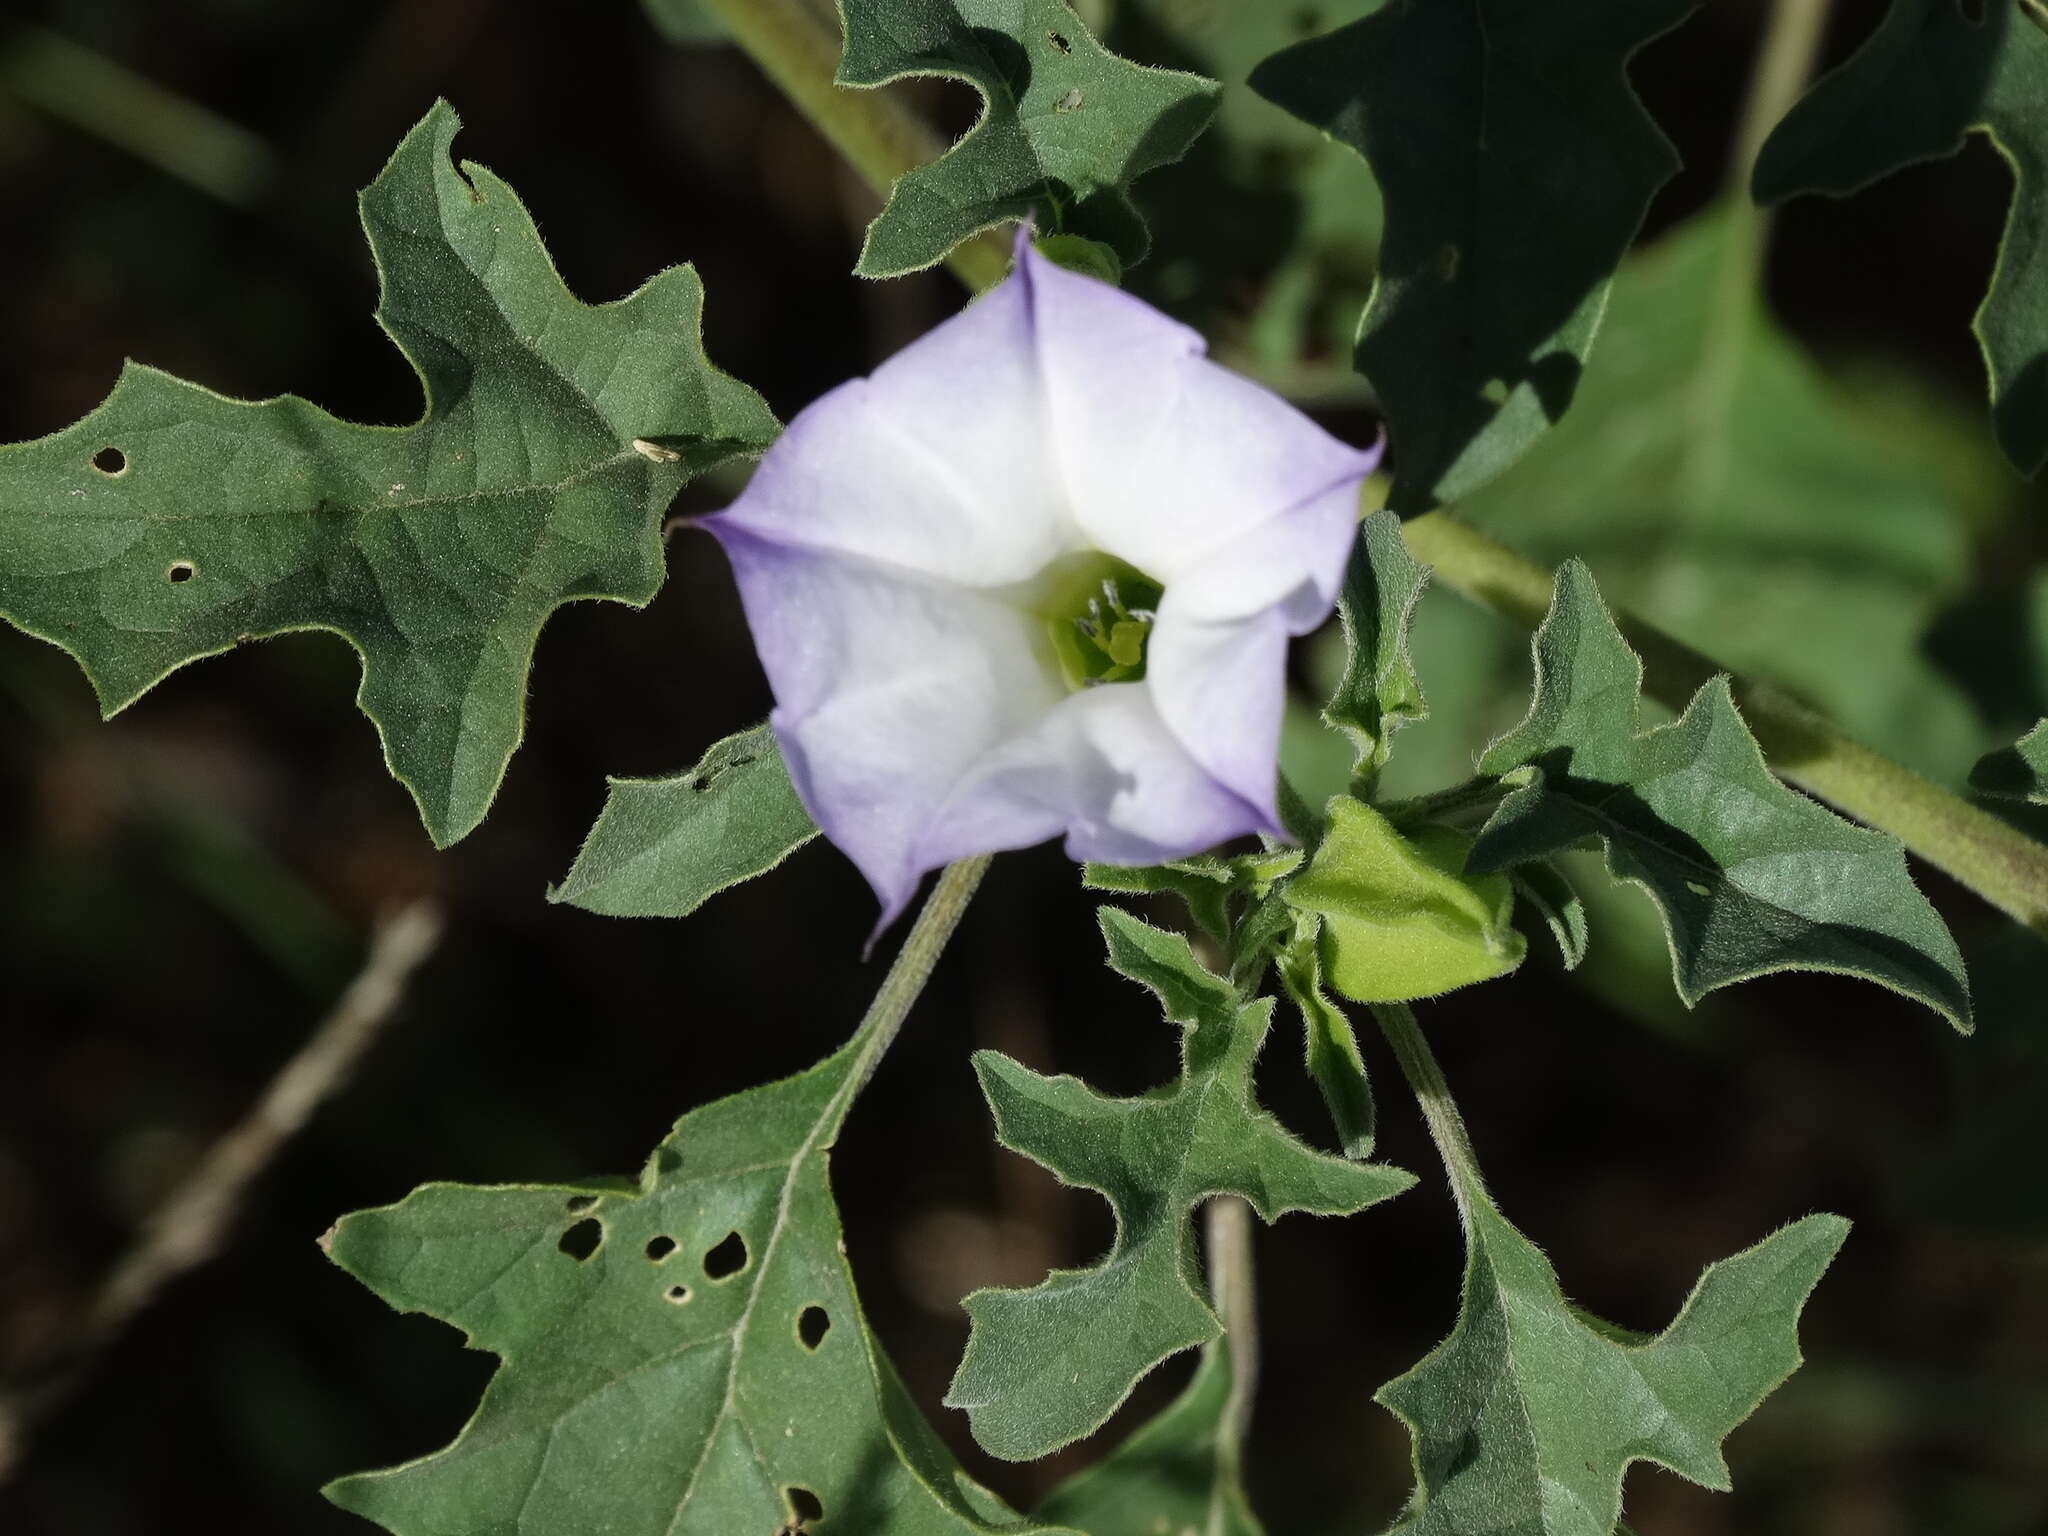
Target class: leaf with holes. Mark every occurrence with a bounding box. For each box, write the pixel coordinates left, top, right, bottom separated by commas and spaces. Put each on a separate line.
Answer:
945, 910, 1413, 1461
1250, 0, 1695, 509
1034, 1341, 1263, 1536
0, 101, 777, 846
1381, 1196, 1848, 1535
1470, 560, 1972, 1028
1753, 0, 2048, 478
324, 1025, 1074, 1536
1971, 718, 2048, 803
1327, 508, 1429, 787
551, 724, 818, 919
838, 0, 1220, 276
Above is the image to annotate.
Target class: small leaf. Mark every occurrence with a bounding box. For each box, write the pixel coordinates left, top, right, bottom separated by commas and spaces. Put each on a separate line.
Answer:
1034, 1344, 1262, 1536
551, 724, 818, 919
946, 910, 1412, 1460
1970, 718, 2048, 803
1381, 1201, 1849, 1535
0, 102, 777, 845
1510, 858, 1591, 970
1250, 0, 1696, 508
839, 0, 1221, 277
1084, 856, 1237, 943
1472, 561, 1972, 1029
1275, 912, 1377, 1159
1283, 797, 1526, 1004
326, 1028, 1070, 1536
1753, 0, 2048, 478
1326, 507, 1430, 785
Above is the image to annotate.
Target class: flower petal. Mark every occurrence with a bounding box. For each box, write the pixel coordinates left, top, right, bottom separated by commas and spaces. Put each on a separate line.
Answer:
710, 526, 1062, 921
909, 683, 1275, 879
1017, 243, 1381, 584
1143, 468, 1363, 818
710, 269, 1071, 588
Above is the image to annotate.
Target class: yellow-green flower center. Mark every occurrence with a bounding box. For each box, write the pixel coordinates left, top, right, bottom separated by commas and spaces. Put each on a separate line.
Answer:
1033, 551, 1164, 691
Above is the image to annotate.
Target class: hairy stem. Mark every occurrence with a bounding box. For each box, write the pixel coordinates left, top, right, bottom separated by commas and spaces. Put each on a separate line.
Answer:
1370, 1003, 1487, 1232
1203, 1193, 1258, 1512
1687, 0, 1833, 511
841, 856, 991, 1111
1725, 0, 1833, 279
695, 0, 1012, 292
1402, 510, 2048, 937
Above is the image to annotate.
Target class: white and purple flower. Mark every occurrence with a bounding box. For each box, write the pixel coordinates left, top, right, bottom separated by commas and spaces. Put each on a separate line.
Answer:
704, 234, 1382, 926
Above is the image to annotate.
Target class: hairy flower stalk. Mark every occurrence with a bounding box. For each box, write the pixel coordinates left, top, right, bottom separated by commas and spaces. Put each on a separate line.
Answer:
705, 233, 1382, 924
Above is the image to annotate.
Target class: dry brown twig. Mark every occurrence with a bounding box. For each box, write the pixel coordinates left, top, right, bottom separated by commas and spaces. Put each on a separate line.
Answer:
0, 898, 443, 1482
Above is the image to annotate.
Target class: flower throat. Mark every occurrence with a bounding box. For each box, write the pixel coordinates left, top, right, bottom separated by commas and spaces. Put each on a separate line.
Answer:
1036, 551, 1164, 690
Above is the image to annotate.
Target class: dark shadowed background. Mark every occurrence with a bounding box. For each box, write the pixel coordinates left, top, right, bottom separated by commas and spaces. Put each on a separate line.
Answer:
0, 2, 2044, 1533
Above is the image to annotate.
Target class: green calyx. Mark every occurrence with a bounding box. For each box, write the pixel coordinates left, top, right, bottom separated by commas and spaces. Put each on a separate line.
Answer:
1036, 551, 1164, 690
1283, 796, 1525, 1004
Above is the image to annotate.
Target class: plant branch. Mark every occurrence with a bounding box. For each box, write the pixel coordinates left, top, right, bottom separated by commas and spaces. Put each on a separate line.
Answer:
1370, 1002, 1487, 1232
695, 0, 1012, 292
0, 898, 443, 1483
1402, 510, 2048, 937
1726, 0, 1833, 270
1203, 1194, 1258, 1498
841, 856, 991, 1111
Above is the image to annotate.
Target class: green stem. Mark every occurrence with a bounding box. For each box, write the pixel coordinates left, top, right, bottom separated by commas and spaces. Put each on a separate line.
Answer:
1202, 1193, 1257, 1515
1724, 0, 1832, 281
0, 25, 277, 205
1685, 0, 1832, 513
838, 855, 990, 1115
695, 0, 1012, 292
1401, 510, 2048, 937
1370, 1003, 1487, 1231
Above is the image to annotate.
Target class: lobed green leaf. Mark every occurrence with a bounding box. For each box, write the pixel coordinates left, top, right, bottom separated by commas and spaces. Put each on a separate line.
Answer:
1251, 0, 1695, 509
945, 910, 1412, 1461
326, 1028, 1069, 1536
1381, 1201, 1849, 1535
552, 723, 818, 919
0, 102, 777, 845
839, 0, 1221, 277
1472, 561, 1973, 1028
1753, 0, 2048, 478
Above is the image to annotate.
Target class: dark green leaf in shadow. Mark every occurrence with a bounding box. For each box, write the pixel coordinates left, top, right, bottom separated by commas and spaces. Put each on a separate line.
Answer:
1753, 0, 2048, 477
1970, 717, 2048, 802
1250, 0, 1695, 509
